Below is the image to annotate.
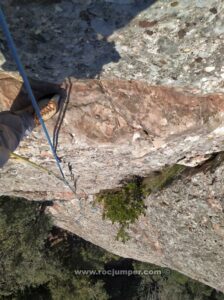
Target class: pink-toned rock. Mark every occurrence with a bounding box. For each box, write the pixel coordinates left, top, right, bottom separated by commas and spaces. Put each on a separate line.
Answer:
1, 72, 224, 292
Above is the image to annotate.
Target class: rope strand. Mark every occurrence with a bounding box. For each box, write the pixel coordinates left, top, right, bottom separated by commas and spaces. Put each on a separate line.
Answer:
0, 7, 65, 180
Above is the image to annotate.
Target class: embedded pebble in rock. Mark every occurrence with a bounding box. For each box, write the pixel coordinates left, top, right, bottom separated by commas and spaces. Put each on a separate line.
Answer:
54, 5, 63, 13
204, 66, 216, 72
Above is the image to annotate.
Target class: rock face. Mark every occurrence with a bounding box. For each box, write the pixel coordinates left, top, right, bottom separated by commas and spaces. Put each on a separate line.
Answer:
1, 0, 224, 94
1, 0, 224, 293
1, 72, 224, 292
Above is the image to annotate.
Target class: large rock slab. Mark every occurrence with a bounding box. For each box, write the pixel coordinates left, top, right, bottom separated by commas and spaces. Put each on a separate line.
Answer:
0, 72, 224, 292
1, 72, 224, 199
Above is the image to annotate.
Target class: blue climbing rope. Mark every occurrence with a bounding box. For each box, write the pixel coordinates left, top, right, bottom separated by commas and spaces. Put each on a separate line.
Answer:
0, 7, 65, 179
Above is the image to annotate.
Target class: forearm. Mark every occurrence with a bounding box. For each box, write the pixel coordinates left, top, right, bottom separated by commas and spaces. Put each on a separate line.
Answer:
0, 111, 34, 167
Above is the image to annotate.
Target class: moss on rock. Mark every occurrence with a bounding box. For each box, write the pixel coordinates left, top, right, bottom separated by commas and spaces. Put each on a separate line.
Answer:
95, 164, 186, 242
96, 177, 146, 242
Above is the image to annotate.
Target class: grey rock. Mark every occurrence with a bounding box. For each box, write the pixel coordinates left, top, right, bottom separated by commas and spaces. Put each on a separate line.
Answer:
1, 0, 224, 293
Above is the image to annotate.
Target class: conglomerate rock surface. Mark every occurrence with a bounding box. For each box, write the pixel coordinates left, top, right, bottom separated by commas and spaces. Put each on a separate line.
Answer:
0, 0, 224, 292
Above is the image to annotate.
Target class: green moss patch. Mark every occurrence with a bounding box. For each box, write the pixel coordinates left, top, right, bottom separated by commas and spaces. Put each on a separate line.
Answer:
96, 177, 146, 242
95, 164, 186, 242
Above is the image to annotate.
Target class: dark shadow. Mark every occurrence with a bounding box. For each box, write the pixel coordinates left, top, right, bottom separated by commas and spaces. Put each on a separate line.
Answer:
53, 77, 72, 153
0, 0, 156, 82
8, 78, 69, 157
9, 78, 64, 112
103, 258, 142, 300
0, 0, 156, 157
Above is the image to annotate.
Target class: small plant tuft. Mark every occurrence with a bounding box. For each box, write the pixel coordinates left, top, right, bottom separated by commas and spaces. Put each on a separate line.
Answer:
95, 164, 186, 243
96, 177, 147, 242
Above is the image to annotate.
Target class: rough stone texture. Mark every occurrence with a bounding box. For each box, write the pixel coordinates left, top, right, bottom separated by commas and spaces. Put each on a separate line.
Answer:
1, 72, 224, 198
1, 0, 224, 293
1, 72, 224, 292
1, 0, 224, 94
50, 158, 224, 292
